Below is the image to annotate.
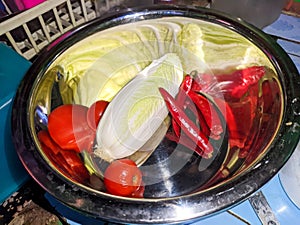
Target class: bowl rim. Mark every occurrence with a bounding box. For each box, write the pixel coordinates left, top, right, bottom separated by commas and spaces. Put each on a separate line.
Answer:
11, 5, 300, 224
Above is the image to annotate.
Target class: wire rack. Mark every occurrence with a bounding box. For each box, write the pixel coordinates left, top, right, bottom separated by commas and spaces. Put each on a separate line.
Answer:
0, 0, 123, 60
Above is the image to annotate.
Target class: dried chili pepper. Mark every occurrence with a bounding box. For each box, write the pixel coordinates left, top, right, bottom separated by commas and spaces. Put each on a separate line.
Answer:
38, 130, 90, 183
159, 87, 214, 158
215, 66, 266, 99
191, 71, 215, 93
188, 91, 223, 140
177, 88, 211, 138
176, 74, 194, 104
172, 74, 194, 137
213, 97, 238, 147
166, 131, 211, 159
231, 66, 265, 98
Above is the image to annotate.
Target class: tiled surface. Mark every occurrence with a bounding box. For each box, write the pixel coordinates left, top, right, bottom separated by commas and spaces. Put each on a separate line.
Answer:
263, 14, 300, 42
263, 13, 300, 71
262, 176, 300, 225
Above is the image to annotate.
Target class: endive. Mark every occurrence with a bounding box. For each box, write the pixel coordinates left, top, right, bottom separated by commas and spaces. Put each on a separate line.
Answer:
95, 53, 183, 160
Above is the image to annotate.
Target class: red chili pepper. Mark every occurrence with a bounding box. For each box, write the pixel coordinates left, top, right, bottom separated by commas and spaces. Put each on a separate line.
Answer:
171, 118, 181, 137
242, 79, 281, 162
215, 66, 266, 99
195, 107, 211, 138
191, 72, 215, 93
177, 88, 211, 138
40, 142, 75, 178
59, 150, 90, 181
188, 91, 223, 140
173, 74, 211, 138
172, 75, 194, 137
159, 87, 214, 158
239, 84, 261, 158
176, 74, 194, 104
165, 131, 210, 159
213, 97, 238, 147
38, 130, 90, 183
37, 130, 60, 155
231, 66, 265, 98
261, 78, 281, 114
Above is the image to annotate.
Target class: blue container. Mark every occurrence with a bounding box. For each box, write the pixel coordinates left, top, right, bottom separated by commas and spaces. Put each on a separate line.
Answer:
0, 43, 31, 203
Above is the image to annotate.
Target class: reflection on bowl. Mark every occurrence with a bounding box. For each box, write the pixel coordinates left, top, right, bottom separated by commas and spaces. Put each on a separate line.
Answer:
12, 5, 300, 224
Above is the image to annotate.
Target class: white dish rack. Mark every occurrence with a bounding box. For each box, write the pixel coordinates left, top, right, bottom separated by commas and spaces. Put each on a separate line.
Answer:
0, 0, 123, 60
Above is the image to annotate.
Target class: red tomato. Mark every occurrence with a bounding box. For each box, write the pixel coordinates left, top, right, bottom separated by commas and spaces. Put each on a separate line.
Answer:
104, 159, 143, 197
131, 182, 145, 198
87, 100, 109, 131
48, 104, 95, 153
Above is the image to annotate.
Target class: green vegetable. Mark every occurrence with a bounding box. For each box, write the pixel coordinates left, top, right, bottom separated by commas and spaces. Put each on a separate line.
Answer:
46, 17, 275, 107
95, 53, 183, 159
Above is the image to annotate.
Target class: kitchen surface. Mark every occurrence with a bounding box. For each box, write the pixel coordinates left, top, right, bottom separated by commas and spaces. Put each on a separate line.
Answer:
1, 0, 300, 224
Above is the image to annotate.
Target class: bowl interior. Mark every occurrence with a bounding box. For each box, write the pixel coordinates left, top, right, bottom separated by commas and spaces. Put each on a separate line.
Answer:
28, 14, 283, 198
12, 6, 300, 224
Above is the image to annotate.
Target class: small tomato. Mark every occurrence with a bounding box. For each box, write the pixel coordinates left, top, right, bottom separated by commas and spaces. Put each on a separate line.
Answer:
87, 100, 109, 131
104, 159, 143, 197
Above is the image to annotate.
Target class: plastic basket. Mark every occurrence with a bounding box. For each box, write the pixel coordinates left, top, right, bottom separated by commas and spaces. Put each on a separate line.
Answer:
0, 0, 123, 60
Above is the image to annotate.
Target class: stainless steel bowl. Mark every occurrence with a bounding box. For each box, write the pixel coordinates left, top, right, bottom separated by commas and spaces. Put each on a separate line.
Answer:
11, 5, 300, 224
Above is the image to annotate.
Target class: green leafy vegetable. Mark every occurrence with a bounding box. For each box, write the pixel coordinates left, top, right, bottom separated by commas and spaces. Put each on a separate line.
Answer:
95, 53, 183, 159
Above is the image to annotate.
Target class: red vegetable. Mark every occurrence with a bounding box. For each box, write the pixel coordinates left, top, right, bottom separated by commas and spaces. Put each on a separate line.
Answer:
188, 91, 223, 140
172, 75, 194, 137
176, 74, 194, 104
37, 129, 60, 154
230, 66, 265, 98
131, 182, 145, 198
87, 100, 109, 131
48, 104, 95, 153
38, 130, 90, 182
261, 79, 281, 114
176, 88, 211, 138
104, 159, 143, 197
214, 66, 266, 99
166, 131, 210, 158
191, 73, 215, 92
213, 97, 238, 146
159, 87, 214, 158
242, 79, 281, 162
